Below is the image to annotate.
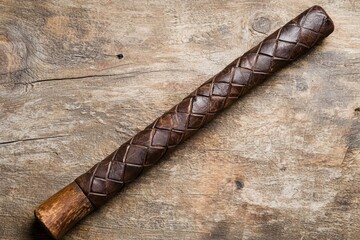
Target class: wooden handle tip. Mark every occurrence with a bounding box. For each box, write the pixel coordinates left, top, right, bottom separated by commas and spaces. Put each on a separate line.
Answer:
34, 182, 94, 239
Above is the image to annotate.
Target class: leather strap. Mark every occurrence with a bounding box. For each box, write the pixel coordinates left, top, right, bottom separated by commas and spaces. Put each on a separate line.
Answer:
75, 5, 334, 207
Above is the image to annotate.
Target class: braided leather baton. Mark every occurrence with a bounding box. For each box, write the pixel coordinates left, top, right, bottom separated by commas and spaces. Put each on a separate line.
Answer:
35, 6, 334, 239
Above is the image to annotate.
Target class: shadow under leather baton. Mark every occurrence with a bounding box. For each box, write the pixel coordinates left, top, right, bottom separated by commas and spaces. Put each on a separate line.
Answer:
34, 5, 334, 239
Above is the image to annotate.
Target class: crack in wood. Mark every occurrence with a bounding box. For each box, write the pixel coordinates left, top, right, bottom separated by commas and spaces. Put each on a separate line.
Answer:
11, 69, 189, 86
29, 73, 126, 84
0, 135, 69, 146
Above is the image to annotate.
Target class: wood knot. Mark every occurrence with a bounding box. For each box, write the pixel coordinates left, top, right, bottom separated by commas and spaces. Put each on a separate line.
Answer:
0, 33, 11, 74
252, 16, 271, 34
0, 29, 32, 87
235, 180, 244, 190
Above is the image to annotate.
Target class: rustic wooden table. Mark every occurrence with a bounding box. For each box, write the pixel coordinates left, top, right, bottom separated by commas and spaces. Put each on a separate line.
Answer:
0, 0, 359, 239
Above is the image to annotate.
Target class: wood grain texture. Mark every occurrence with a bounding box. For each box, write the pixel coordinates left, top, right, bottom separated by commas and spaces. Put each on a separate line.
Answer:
0, 0, 359, 239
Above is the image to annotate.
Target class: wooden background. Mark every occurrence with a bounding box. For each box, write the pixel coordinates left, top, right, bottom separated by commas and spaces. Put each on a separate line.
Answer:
0, 0, 359, 239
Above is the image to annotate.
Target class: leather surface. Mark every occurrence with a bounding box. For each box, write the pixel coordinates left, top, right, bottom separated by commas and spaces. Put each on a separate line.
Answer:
76, 5, 334, 207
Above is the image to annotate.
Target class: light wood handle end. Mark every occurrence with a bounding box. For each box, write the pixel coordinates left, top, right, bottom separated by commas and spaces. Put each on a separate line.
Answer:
34, 182, 94, 239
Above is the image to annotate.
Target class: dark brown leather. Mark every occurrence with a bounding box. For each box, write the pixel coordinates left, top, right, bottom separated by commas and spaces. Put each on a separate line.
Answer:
76, 5, 334, 207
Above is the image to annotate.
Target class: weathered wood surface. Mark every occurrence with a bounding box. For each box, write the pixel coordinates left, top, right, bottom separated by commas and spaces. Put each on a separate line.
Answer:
0, 0, 359, 239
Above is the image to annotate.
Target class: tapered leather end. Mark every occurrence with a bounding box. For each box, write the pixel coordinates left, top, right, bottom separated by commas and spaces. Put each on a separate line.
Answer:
311, 5, 335, 37
34, 182, 94, 239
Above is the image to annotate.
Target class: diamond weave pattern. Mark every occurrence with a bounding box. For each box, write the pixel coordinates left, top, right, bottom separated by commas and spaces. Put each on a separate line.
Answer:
76, 6, 334, 207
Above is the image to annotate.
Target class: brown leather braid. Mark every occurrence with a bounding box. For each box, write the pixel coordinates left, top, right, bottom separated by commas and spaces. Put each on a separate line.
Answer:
75, 6, 334, 207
